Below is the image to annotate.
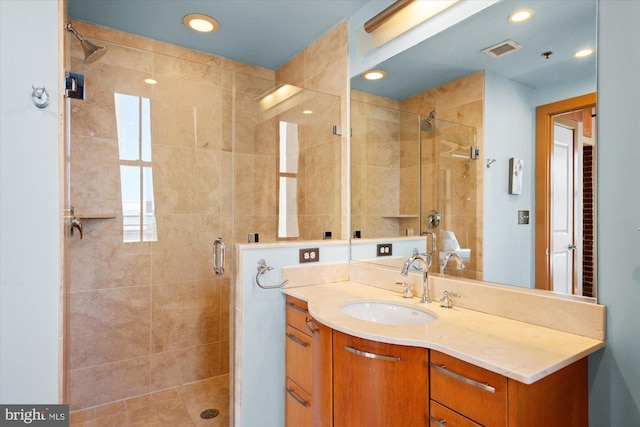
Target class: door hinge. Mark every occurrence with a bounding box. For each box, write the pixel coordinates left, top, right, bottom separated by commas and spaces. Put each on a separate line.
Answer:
65, 71, 85, 100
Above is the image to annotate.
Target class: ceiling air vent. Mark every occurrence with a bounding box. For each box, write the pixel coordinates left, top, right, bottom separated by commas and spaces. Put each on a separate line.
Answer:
481, 39, 522, 58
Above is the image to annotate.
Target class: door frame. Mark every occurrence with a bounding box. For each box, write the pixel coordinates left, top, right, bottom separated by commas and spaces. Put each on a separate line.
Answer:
535, 92, 596, 291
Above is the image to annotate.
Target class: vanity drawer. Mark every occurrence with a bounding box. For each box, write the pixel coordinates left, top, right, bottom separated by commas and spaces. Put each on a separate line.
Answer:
430, 350, 507, 427
285, 377, 312, 427
286, 324, 312, 392
286, 295, 312, 337
430, 400, 482, 427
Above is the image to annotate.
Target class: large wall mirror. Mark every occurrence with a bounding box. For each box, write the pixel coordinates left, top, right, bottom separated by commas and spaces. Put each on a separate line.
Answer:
350, 0, 597, 300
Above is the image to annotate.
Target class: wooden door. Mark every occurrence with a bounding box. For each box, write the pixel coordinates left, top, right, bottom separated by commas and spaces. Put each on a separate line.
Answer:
551, 123, 575, 293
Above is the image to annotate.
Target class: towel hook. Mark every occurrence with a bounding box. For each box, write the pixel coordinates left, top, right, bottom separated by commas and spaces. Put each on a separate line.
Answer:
32, 85, 50, 109
256, 259, 288, 289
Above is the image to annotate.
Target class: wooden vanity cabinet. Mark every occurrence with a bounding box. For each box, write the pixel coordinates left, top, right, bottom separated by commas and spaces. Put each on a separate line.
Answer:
333, 330, 429, 427
429, 350, 588, 427
285, 295, 332, 427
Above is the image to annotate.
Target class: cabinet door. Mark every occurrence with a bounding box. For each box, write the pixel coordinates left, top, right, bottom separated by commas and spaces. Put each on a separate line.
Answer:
333, 331, 429, 427
286, 378, 312, 427
286, 324, 312, 391
309, 318, 332, 427
430, 400, 481, 427
430, 350, 507, 427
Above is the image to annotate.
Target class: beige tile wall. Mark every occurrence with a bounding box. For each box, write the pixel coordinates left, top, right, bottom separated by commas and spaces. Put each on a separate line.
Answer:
276, 22, 349, 240
67, 21, 274, 411
401, 71, 484, 280
350, 72, 484, 278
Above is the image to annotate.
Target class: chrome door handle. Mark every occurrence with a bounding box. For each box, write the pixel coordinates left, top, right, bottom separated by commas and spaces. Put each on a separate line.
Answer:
429, 363, 496, 393
568, 244, 577, 250
213, 237, 225, 275
344, 346, 400, 362
286, 387, 310, 407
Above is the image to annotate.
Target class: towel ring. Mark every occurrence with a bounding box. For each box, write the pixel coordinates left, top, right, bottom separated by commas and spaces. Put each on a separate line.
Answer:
256, 259, 288, 289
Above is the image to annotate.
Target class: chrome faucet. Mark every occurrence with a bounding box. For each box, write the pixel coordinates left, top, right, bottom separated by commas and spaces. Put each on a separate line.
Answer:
400, 253, 432, 303
441, 251, 465, 274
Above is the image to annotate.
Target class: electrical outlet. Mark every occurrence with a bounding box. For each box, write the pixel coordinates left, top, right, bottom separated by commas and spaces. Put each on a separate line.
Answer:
376, 243, 393, 257
299, 248, 320, 263
518, 210, 530, 224
248, 233, 259, 243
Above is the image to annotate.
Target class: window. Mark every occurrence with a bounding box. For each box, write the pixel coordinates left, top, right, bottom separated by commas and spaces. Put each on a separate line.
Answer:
114, 93, 157, 242
278, 121, 299, 238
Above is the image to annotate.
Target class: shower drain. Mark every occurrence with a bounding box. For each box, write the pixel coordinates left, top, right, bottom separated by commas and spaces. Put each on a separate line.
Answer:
200, 408, 220, 419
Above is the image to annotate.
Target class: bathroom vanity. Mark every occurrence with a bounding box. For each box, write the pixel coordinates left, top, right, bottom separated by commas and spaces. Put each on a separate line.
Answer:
283, 281, 604, 427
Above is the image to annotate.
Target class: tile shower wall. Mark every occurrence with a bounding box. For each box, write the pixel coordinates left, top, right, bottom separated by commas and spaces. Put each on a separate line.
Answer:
67, 21, 274, 411
276, 22, 349, 240
401, 71, 484, 279
351, 72, 484, 279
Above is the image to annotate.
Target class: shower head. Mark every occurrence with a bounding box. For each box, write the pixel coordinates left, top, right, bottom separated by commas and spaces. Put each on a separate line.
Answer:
420, 111, 436, 133
66, 24, 107, 64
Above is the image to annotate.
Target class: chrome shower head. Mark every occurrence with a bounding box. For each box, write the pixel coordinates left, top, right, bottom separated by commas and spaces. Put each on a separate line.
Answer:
66, 24, 107, 64
420, 111, 436, 133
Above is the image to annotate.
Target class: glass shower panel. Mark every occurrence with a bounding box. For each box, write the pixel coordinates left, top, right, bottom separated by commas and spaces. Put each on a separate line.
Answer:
240, 82, 341, 241
422, 117, 479, 278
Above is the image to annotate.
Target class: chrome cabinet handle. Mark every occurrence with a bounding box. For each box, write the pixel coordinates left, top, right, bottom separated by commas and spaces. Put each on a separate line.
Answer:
430, 363, 496, 393
344, 346, 400, 362
286, 387, 310, 407
286, 332, 309, 348
285, 301, 308, 314
212, 237, 225, 275
429, 417, 447, 427
305, 318, 319, 335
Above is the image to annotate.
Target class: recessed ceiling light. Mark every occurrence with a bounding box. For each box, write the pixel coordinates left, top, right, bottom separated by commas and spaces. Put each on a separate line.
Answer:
361, 69, 387, 80
183, 14, 219, 33
509, 9, 533, 23
303, 110, 313, 115
144, 78, 157, 85
573, 48, 594, 58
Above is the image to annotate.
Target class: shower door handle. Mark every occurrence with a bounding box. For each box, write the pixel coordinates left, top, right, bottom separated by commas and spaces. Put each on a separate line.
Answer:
213, 237, 225, 276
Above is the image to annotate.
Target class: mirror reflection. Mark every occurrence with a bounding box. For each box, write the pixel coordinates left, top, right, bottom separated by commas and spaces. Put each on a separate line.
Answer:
349, 0, 597, 299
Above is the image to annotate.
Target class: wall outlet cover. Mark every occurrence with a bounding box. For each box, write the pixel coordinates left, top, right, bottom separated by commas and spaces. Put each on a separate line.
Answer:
299, 248, 320, 263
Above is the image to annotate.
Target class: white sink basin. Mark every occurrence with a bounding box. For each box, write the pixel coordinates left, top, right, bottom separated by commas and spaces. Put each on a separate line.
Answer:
340, 301, 437, 326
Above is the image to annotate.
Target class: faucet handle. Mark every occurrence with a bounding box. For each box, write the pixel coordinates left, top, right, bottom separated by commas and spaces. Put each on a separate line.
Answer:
439, 290, 459, 308
395, 282, 414, 299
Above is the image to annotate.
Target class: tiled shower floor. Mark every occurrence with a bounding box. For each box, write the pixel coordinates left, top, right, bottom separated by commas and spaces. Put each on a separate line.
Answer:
69, 374, 229, 427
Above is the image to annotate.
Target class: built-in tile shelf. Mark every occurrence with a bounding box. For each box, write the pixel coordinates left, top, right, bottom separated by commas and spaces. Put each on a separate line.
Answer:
75, 212, 117, 219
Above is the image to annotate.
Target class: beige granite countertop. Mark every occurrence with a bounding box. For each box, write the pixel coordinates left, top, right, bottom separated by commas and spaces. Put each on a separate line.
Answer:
283, 281, 605, 385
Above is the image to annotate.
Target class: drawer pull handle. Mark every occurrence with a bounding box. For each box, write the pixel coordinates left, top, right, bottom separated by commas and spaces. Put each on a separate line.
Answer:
305, 318, 319, 335
286, 333, 309, 348
430, 363, 496, 393
344, 346, 400, 362
286, 301, 308, 314
429, 416, 447, 427
286, 387, 310, 407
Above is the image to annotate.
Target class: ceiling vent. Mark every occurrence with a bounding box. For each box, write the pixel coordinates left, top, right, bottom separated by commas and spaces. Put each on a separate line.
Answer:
481, 39, 523, 58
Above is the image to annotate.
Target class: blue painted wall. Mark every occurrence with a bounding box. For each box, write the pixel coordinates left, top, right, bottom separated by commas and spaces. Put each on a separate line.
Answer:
588, 1, 640, 425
